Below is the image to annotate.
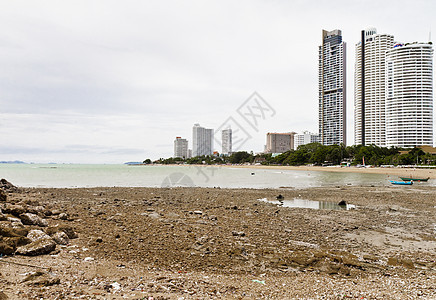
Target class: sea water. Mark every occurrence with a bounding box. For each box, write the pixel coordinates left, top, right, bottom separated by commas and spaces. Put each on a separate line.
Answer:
0, 164, 431, 189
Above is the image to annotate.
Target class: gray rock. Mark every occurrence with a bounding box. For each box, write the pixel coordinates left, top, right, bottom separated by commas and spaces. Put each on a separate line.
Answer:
27, 229, 52, 242
15, 238, 56, 256
23, 271, 60, 286
19, 213, 48, 227
52, 231, 69, 245
58, 213, 68, 220
7, 216, 21, 223
27, 206, 46, 214
147, 212, 161, 219
51, 209, 61, 215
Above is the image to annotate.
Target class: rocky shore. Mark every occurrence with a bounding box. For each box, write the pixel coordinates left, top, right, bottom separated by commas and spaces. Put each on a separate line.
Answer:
0, 180, 435, 299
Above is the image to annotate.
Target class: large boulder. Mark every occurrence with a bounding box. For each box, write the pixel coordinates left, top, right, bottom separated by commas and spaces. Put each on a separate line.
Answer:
15, 238, 56, 256
19, 213, 48, 227
0, 179, 17, 192
27, 229, 51, 242
3, 204, 26, 217
0, 222, 28, 237
27, 206, 46, 215
2, 236, 31, 248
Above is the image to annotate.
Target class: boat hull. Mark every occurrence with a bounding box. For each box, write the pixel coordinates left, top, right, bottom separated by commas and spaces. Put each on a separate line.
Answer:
390, 180, 413, 185
399, 177, 429, 182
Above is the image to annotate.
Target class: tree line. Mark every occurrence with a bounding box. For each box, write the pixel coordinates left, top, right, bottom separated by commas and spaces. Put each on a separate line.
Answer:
145, 143, 436, 167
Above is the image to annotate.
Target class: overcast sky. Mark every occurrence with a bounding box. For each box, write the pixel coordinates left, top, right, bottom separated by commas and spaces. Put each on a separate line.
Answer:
0, 0, 435, 163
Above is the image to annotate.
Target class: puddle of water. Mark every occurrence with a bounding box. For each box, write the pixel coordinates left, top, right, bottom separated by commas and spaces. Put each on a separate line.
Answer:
258, 198, 356, 210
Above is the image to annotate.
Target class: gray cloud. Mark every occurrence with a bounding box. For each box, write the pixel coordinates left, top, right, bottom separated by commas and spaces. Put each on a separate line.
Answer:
0, 0, 434, 163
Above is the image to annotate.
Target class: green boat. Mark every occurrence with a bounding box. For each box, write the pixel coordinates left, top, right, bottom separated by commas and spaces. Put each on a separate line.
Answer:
399, 177, 429, 182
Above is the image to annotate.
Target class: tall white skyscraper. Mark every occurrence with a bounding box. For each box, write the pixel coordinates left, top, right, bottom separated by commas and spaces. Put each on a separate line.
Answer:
174, 137, 188, 158
386, 42, 433, 148
192, 123, 213, 157
354, 28, 394, 146
319, 29, 346, 146
221, 128, 232, 155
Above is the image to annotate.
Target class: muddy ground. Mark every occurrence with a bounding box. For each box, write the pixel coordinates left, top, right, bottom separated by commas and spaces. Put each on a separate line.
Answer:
1, 185, 435, 299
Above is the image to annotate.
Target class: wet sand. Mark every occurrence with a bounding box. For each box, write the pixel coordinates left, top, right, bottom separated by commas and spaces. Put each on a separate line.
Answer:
1, 185, 435, 299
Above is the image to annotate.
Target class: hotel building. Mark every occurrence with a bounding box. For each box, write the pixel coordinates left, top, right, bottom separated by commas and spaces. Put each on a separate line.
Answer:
354, 28, 394, 146
265, 132, 296, 153
192, 123, 214, 157
294, 131, 320, 150
319, 29, 346, 146
174, 137, 188, 159
221, 128, 232, 155
385, 42, 433, 147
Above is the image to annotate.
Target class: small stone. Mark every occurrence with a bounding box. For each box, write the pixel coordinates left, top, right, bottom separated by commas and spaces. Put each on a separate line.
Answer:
52, 231, 69, 245
0, 213, 7, 221
232, 231, 246, 237
193, 210, 203, 215
23, 271, 60, 286
0, 242, 15, 255
96, 237, 103, 243
0, 190, 6, 202
58, 213, 68, 220
46, 225, 78, 239
51, 209, 61, 215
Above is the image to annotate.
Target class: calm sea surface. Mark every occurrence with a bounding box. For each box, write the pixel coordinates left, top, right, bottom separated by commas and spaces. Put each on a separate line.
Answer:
0, 164, 433, 189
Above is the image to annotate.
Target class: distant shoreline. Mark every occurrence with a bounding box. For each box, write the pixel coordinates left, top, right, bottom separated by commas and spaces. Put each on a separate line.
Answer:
219, 164, 436, 179
160, 163, 436, 179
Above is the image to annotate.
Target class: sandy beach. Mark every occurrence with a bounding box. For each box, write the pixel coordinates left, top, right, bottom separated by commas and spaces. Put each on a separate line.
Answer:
1, 183, 435, 299
224, 164, 436, 179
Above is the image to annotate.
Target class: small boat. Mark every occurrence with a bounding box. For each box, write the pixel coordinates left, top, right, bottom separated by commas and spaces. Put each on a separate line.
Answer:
390, 180, 413, 185
399, 177, 429, 182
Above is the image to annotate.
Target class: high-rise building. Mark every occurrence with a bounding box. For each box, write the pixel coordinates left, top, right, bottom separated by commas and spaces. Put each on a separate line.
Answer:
192, 123, 213, 157
174, 137, 188, 158
221, 128, 232, 155
265, 132, 296, 153
385, 42, 433, 148
354, 28, 394, 146
294, 131, 320, 150
319, 29, 346, 146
